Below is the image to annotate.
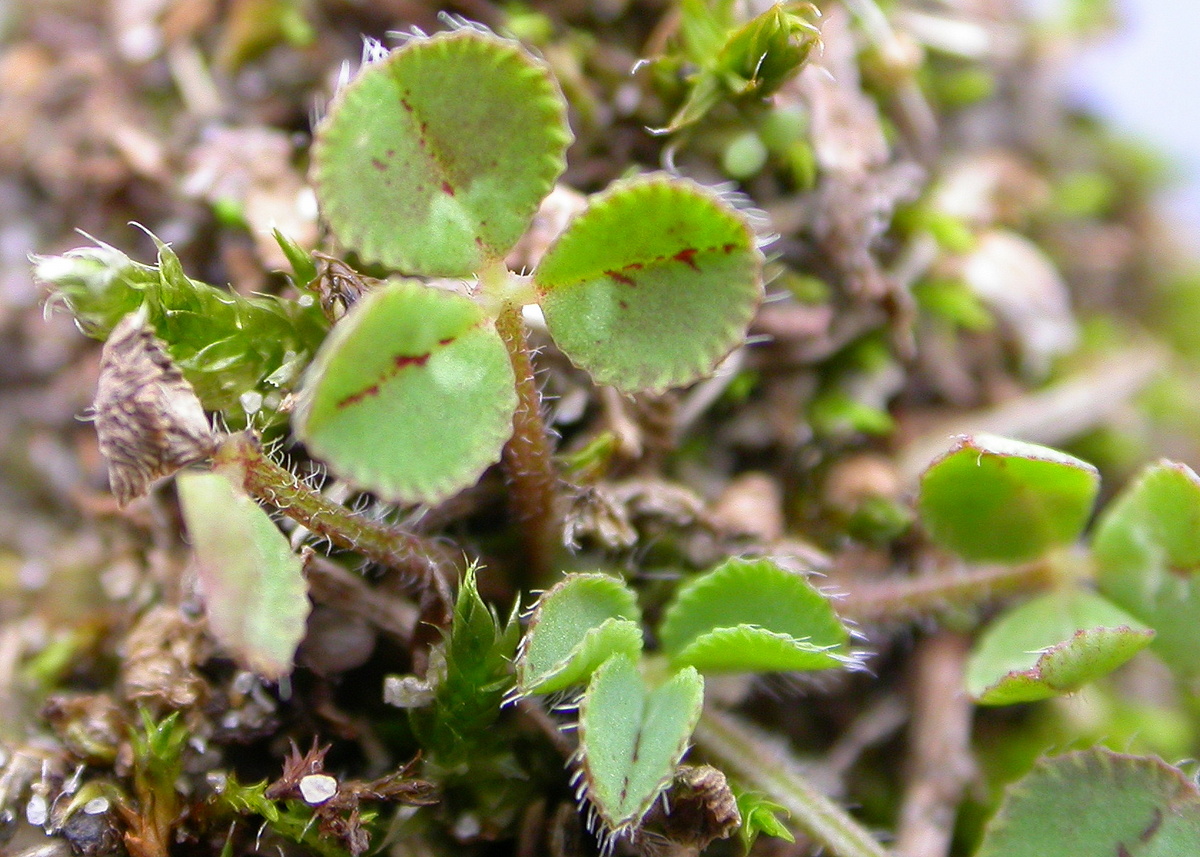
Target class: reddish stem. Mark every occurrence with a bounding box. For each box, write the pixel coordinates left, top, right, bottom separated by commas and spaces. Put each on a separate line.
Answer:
494, 304, 561, 585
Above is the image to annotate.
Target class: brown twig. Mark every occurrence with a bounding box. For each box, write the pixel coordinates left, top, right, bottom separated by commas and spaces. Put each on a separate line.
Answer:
895, 632, 975, 857
838, 560, 1055, 625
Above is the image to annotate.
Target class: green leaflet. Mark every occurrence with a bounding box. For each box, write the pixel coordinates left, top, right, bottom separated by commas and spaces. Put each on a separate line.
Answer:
177, 471, 309, 679
535, 176, 762, 394
977, 749, 1200, 856
577, 655, 705, 835
918, 434, 1099, 563
516, 573, 643, 695
1094, 460, 1200, 680
293, 279, 517, 504
965, 589, 1153, 705
312, 29, 571, 276
657, 557, 850, 673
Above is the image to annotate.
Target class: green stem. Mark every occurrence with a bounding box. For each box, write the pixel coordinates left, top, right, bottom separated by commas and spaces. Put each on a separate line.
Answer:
213, 432, 457, 616
838, 561, 1054, 625
693, 708, 893, 857
494, 303, 561, 586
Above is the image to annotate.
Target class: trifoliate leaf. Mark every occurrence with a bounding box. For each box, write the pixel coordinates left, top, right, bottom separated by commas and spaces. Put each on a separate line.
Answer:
516, 573, 642, 695
977, 748, 1200, 857
293, 279, 517, 504
578, 654, 704, 835
534, 176, 762, 394
1094, 460, 1200, 680
918, 434, 1099, 563
177, 471, 309, 679
312, 29, 571, 276
966, 589, 1153, 705
657, 557, 849, 673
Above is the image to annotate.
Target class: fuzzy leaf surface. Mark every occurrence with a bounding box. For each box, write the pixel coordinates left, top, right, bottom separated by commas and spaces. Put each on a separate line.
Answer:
976, 748, 1200, 856
312, 30, 570, 276
293, 279, 516, 504
578, 654, 704, 834
966, 589, 1153, 705
918, 434, 1099, 563
535, 176, 762, 393
657, 557, 849, 673
1094, 460, 1200, 680
178, 471, 309, 679
517, 573, 642, 695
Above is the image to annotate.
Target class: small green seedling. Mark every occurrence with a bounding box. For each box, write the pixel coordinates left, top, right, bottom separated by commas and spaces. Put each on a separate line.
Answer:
513, 557, 853, 844
915, 435, 1194, 706
652, 1, 822, 133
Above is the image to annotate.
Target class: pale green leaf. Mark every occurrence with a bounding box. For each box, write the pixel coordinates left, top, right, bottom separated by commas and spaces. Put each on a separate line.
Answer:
918, 434, 1099, 563
1094, 460, 1200, 680
966, 589, 1153, 705
177, 471, 309, 679
578, 654, 705, 834
293, 279, 517, 504
517, 573, 643, 695
977, 748, 1200, 857
312, 29, 571, 276
658, 557, 849, 673
535, 176, 762, 394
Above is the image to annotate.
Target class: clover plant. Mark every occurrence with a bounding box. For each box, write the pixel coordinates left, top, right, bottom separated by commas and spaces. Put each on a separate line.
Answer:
511, 557, 853, 843
299, 27, 763, 507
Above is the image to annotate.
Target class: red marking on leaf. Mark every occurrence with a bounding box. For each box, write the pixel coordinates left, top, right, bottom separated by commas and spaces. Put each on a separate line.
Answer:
628, 262, 643, 270
400, 98, 414, 113
387, 149, 395, 157
394, 353, 431, 369
618, 299, 629, 309
1140, 808, 1163, 843
438, 337, 454, 346
334, 351, 431, 410
371, 158, 387, 172
606, 269, 636, 286
441, 181, 455, 196
673, 248, 700, 270
337, 384, 380, 409
722, 242, 738, 253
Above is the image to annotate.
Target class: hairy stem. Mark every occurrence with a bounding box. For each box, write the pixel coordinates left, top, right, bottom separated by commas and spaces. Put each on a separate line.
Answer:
494, 303, 561, 586
838, 561, 1054, 625
694, 707, 893, 857
213, 432, 457, 617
